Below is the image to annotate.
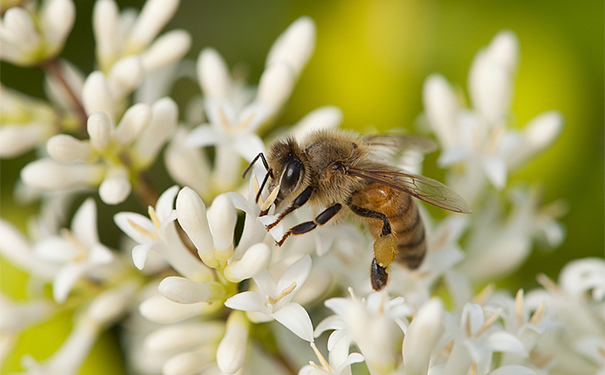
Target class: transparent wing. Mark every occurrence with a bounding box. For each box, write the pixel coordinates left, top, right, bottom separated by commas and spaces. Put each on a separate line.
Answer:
347, 165, 472, 214
361, 134, 437, 154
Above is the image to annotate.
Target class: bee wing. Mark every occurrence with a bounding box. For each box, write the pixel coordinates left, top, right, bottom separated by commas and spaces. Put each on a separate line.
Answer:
347, 166, 472, 214
362, 134, 438, 154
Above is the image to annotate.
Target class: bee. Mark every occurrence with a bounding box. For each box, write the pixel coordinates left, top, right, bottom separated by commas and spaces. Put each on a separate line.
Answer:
245, 129, 471, 290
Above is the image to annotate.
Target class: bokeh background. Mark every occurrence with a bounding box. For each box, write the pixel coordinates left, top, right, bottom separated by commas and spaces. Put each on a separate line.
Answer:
1, 0, 603, 374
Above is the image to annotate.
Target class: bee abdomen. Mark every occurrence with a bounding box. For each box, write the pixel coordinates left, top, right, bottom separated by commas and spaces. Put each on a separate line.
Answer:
389, 200, 427, 269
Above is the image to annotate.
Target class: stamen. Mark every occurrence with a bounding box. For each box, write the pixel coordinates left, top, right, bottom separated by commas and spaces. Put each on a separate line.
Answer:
218, 107, 231, 132
148, 206, 161, 234
475, 308, 502, 337
347, 287, 357, 302
61, 228, 88, 261
377, 291, 386, 316
529, 300, 546, 325
253, 175, 260, 196
465, 310, 472, 337
516, 289, 525, 327
267, 282, 297, 305
310, 342, 332, 372
128, 219, 157, 240
472, 283, 495, 305
537, 274, 560, 294
409, 270, 431, 280
470, 362, 477, 375
441, 340, 454, 356
259, 185, 280, 212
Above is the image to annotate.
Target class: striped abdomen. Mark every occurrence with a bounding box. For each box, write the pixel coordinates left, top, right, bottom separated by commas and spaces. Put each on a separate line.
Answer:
350, 182, 427, 269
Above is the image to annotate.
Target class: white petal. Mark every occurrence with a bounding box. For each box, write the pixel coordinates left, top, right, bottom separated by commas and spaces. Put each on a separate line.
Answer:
276, 255, 312, 301
114, 212, 156, 244
252, 270, 277, 297
71, 198, 98, 247
403, 298, 444, 375
224, 243, 271, 282
483, 156, 507, 189
335, 353, 365, 374
216, 311, 249, 374
315, 315, 347, 337
34, 237, 76, 262
489, 365, 536, 375
486, 331, 527, 356
272, 302, 314, 342
225, 291, 267, 313
53, 263, 87, 303
422, 74, 459, 150
233, 133, 266, 162
156, 185, 179, 221
88, 244, 114, 265
159, 276, 211, 304
132, 242, 153, 270
186, 124, 219, 148
460, 303, 485, 336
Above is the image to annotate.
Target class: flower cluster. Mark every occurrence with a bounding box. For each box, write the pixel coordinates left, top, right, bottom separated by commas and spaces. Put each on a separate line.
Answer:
1, 2, 598, 375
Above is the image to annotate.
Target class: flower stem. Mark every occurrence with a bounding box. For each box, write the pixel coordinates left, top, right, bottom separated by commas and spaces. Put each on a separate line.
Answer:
38, 58, 89, 134
133, 170, 160, 207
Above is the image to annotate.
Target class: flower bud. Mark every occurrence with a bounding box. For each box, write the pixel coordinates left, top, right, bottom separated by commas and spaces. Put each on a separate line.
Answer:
141, 29, 191, 73
47, 134, 93, 162
3, 8, 40, 53
266, 16, 316, 76
108, 56, 143, 99
139, 294, 219, 324
87, 112, 113, 150
145, 322, 225, 354
292, 106, 343, 140
114, 103, 151, 145
0, 123, 49, 158
99, 166, 131, 205
163, 349, 215, 375
176, 187, 215, 267
86, 282, 138, 326
224, 243, 271, 283
216, 311, 250, 374
21, 158, 104, 190
207, 194, 237, 262
93, 0, 119, 71
402, 298, 444, 375
423, 74, 459, 149
41, 0, 75, 50
82, 71, 115, 121
165, 129, 211, 199
159, 276, 222, 304
133, 97, 178, 167
197, 48, 231, 99
125, 0, 180, 53
256, 63, 295, 110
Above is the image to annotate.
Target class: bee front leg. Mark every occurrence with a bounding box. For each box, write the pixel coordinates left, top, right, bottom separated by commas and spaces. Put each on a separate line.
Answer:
275, 203, 342, 246
349, 204, 396, 291
266, 186, 313, 230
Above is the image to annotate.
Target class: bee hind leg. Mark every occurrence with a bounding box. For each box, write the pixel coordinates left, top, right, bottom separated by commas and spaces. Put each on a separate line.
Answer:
371, 258, 389, 291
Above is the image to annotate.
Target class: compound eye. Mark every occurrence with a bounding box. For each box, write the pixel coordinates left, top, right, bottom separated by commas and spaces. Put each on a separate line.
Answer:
281, 159, 303, 191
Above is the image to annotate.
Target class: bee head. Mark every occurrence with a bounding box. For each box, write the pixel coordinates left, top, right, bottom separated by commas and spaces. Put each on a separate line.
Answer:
267, 137, 307, 207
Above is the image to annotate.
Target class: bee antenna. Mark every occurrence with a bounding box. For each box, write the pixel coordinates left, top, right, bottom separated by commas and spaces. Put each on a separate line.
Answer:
243, 152, 270, 179
256, 168, 273, 203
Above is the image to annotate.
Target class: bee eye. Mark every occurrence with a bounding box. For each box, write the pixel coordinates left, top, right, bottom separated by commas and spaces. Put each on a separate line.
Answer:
282, 160, 304, 190
331, 162, 343, 171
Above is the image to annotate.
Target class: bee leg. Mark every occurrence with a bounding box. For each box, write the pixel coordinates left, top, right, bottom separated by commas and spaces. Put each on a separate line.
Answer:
349, 204, 397, 289
371, 258, 389, 291
266, 186, 313, 230
275, 203, 342, 246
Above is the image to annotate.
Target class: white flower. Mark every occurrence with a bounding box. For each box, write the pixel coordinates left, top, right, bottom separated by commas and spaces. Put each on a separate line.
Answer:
422, 30, 563, 202
115, 186, 212, 281
0, 0, 75, 66
440, 302, 527, 375
93, 0, 190, 97
402, 298, 445, 375
315, 290, 412, 375
225, 255, 315, 342
299, 342, 364, 375
188, 16, 316, 191
33, 198, 115, 303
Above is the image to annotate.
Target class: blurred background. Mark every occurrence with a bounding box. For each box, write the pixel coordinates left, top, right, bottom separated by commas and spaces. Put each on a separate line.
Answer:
1, 0, 603, 374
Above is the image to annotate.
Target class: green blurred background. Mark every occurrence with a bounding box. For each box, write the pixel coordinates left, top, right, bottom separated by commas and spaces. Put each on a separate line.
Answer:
1, 0, 603, 374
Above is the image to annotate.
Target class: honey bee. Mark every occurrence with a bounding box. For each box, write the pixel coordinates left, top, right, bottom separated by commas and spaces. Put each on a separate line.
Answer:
245, 129, 471, 290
